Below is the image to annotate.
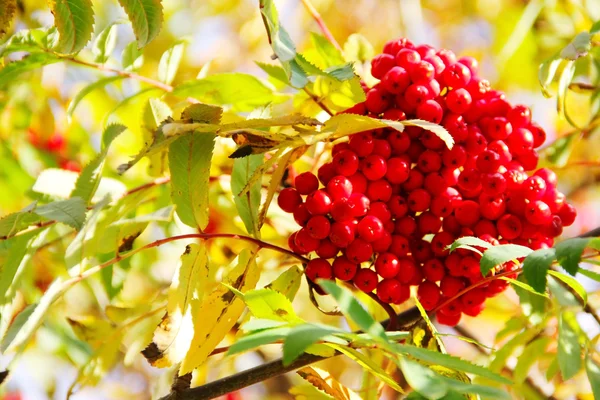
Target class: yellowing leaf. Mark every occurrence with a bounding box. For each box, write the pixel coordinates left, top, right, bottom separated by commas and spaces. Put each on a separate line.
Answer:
242, 288, 302, 323
0, 0, 16, 37
142, 243, 209, 368
296, 366, 362, 400
265, 265, 303, 301
67, 317, 115, 343
180, 249, 260, 374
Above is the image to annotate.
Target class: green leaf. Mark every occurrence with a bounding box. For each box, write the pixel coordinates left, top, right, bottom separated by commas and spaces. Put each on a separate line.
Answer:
402, 119, 454, 150
548, 270, 588, 306
343, 33, 374, 63
577, 267, 600, 282
522, 248, 556, 293
4, 276, 76, 353
480, 244, 533, 276
393, 344, 512, 384
538, 57, 562, 97
168, 133, 215, 230
256, 62, 289, 86
227, 326, 291, 356
557, 60, 575, 117
0, 231, 42, 304
544, 131, 579, 167
71, 124, 126, 204
67, 76, 125, 120
231, 154, 263, 236
560, 32, 592, 60
318, 280, 387, 341
0, 304, 35, 351
121, 41, 144, 70
513, 274, 548, 325
504, 277, 548, 298
181, 103, 223, 123
513, 337, 551, 383
241, 319, 287, 332
92, 22, 120, 63
172, 73, 282, 111
449, 236, 492, 253
0, 53, 60, 88
282, 324, 344, 365
0, 202, 41, 238
259, 0, 296, 62
490, 327, 542, 372
158, 41, 185, 85
35, 198, 87, 230
558, 312, 583, 380
0, 28, 54, 55
49, 0, 95, 54
591, 20, 600, 35
265, 265, 303, 301
0, 0, 16, 37
117, 0, 163, 48
328, 344, 404, 393
440, 376, 510, 399
555, 237, 590, 275
585, 349, 600, 399
398, 357, 448, 399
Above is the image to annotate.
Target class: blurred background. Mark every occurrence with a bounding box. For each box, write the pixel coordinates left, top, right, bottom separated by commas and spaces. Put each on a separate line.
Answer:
1, 0, 600, 399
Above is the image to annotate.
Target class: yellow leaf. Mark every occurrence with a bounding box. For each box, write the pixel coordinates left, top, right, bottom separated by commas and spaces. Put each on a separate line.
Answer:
305, 343, 337, 358
143, 243, 209, 368
242, 288, 303, 323
297, 366, 362, 400
180, 249, 260, 374
265, 265, 303, 301
67, 317, 115, 343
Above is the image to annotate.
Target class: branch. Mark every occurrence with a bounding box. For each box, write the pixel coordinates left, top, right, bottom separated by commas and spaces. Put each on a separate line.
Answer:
65, 57, 174, 92
161, 307, 421, 400
299, 0, 342, 51
303, 87, 334, 116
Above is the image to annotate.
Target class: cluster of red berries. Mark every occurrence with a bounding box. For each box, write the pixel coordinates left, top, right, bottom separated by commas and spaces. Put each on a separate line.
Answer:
28, 129, 81, 172
278, 38, 577, 326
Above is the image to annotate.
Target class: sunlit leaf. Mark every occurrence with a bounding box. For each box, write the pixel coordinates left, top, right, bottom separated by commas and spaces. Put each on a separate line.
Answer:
49, 0, 94, 54
121, 41, 144, 70
402, 119, 453, 150
398, 357, 448, 399
227, 326, 291, 356
448, 236, 492, 253
522, 248, 556, 293
0, 53, 60, 88
143, 243, 209, 367
513, 337, 551, 383
585, 348, 600, 399
555, 237, 590, 275
283, 324, 345, 365
71, 124, 126, 204
296, 366, 363, 400
92, 22, 121, 63
180, 249, 260, 374
265, 265, 303, 300
35, 198, 87, 230
318, 280, 387, 341
558, 312, 583, 380
480, 244, 532, 276
158, 41, 185, 85
231, 154, 263, 236
236, 288, 302, 323
548, 270, 587, 306
560, 32, 592, 60
117, 0, 163, 48
343, 33, 374, 63
538, 56, 562, 98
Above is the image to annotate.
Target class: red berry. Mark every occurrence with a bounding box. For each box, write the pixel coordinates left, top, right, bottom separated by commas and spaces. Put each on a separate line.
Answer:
306, 258, 333, 281
371, 54, 396, 79
346, 238, 373, 263
362, 154, 388, 180
295, 172, 319, 195
332, 256, 359, 281
306, 215, 331, 239
377, 279, 409, 304
278, 188, 302, 213
354, 268, 379, 292
327, 176, 353, 201
306, 190, 333, 215
357, 215, 385, 242
417, 281, 441, 310
381, 66, 411, 94
375, 252, 400, 278
329, 221, 356, 248
333, 150, 359, 176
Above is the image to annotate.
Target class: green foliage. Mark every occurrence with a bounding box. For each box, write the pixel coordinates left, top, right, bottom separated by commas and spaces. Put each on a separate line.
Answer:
480, 244, 532, 276
49, 0, 95, 54
231, 154, 263, 236
158, 41, 185, 85
117, 0, 163, 48
558, 312, 583, 380
92, 22, 120, 64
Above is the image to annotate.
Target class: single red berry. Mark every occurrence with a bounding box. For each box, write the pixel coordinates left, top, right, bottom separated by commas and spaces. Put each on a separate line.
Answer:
454, 200, 481, 227
316, 239, 339, 258
357, 215, 385, 242
461, 288, 486, 308
306, 215, 332, 240
368, 202, 392, 222
371, 54, 396, 79
366, 179, 393, 202
417, 281, 441, 310
409, 60, 435, 82
416, 99, 443, 123
362, 154, 388, 181
374, 252, 400, 279
507, 104, 531, 128
295, 172, 319, 195
329, 221, 356, 248
348, 193, 370, 217
354, 268, 379, 292
497, 214, 522, 239
306, 190, 332, 215
332, 256, 359, 281
523, 175, 547, 200
346, 238, 373, 263
381, 66, 411, 94
377, 278, 409, 304
293, 204, 311, 226
440, 275, 466, 297
278, 188, 302, 213
306, 258, 333, 281
396, 257, 418, 284
423, 259, 446, 282
525, 200, 552, 225
327, 176, 353, 201
407, 188, 431, 212
318, 163, 336, 185
442, 62, 471, 88
332, 149, 359, 176
436, 310, 462, 326
349, 132, 375, 157
395, 48, 421, 70
558, 203, 577, 226
294, 228, 321, 253
365, 87, 392, 114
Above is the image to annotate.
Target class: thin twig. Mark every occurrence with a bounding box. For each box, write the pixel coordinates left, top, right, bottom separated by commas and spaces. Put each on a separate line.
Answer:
367, 292, 398, 331
299, 0, 342, 51
65, 57, 174, 92
303, 87, 334, 116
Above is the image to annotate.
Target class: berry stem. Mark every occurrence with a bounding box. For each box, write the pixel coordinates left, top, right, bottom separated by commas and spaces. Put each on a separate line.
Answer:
367, 292, 398, 331
303, 87, 335, 116
299, 0, 342, 51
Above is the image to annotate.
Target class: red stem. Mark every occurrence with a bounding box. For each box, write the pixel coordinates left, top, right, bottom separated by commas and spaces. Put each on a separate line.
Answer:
300, 0, 342, 51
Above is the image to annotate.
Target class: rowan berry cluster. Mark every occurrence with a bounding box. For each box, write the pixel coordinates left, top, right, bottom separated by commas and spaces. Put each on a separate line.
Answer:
278, 38, 577, 326
28, 129, 81, 172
